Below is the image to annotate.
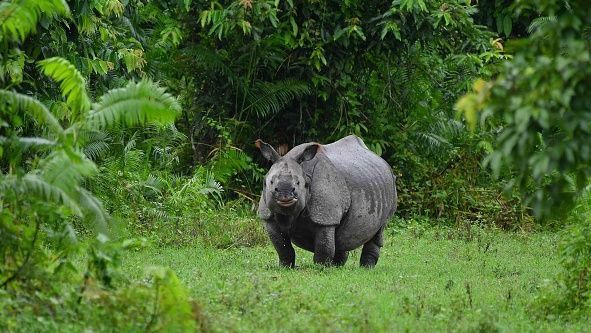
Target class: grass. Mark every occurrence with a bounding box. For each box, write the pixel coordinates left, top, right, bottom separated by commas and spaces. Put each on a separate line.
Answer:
120, 223, 589, 333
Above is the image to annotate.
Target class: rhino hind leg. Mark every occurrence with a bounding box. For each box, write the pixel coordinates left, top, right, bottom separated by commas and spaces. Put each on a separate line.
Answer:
333, 250, 349, 266
360, 226, 384, 268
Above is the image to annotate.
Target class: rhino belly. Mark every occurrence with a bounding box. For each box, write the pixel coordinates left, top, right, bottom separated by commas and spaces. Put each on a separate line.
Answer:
335, 200, 389, 251
335, 177, 395, 251
289, 217, 316, 252
324, 137, 396, 251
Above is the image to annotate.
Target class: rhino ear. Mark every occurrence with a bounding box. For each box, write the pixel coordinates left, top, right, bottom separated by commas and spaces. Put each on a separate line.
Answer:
255, 139, 280, 163
297, 143, 321, 164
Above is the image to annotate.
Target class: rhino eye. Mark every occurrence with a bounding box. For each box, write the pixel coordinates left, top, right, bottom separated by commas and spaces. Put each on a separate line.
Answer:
297, 181, 300, 186
270, 180, 274, 185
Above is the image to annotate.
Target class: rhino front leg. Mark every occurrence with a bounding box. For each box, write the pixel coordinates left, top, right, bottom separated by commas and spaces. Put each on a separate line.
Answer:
265, 221, 295, 268
333, 250, 349, 266
313, 226, 336, 266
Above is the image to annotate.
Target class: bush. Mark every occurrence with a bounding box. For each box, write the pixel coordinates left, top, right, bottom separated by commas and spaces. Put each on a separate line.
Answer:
0, 265, 205, 332
535, 190, 591, 317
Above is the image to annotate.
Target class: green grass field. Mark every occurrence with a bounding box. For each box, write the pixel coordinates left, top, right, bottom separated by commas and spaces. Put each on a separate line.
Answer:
121, 225, 589, 332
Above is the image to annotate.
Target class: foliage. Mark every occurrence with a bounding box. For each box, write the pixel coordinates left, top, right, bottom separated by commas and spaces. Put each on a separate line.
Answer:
2, 0, 590, 329
556, 198, 591, 314
535, 190, 591, 317
156, 0, 519, 225
0, 263, 203, 332
0, 0, 69, 43
1, 77, 180, 229
457, 0, 591, 218
0, 65, 181, 294
86, 80, 180, 130
456, 0, 591, 315
0, 1, 198, 330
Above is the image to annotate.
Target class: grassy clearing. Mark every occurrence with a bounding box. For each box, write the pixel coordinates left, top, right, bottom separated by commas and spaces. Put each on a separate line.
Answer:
121, 225, 588, 332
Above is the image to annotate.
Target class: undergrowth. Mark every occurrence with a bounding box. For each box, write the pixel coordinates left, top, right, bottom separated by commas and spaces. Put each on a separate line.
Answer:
534, 191, 591, 318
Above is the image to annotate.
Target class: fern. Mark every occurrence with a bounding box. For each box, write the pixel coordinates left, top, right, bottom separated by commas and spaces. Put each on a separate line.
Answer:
416, 132, 450, 151
242, 79, 310, 118
85, 80, 181, 130
0, 0, 69, 42
0, 89, 64, 136
38, 57, 91, 116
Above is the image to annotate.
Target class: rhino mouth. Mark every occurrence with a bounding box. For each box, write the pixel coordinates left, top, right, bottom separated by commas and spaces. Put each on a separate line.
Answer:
276, 198, 297, 207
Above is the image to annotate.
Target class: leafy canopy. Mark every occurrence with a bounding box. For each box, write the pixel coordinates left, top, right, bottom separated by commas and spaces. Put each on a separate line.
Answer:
457, 0, 591, 217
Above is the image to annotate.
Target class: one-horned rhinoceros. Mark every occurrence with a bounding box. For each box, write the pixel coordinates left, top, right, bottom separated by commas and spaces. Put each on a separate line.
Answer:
256, 135, 397, 268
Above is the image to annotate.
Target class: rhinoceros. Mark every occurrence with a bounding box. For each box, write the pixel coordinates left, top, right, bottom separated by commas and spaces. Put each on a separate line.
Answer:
256, 135, 397, 268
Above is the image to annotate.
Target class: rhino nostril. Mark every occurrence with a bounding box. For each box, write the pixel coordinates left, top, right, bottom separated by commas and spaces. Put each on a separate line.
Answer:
291, 187, 295, 192
274, 187, 278, 192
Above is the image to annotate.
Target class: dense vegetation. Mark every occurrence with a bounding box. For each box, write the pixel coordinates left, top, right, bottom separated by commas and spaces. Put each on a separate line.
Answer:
1, 0, 590, 331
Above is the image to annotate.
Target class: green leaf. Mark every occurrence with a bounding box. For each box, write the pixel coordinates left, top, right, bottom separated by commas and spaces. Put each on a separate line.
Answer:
38, 57, 91, 117
183, 0, 192, 12
502, 16, 512, 37
289, 16, 298, 36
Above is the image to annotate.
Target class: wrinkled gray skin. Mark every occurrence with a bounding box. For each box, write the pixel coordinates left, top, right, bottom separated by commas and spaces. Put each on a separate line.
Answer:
257, 135, 397, 268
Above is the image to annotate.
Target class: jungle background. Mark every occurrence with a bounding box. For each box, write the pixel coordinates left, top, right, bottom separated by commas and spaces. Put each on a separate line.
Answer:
1, 0, 590, 331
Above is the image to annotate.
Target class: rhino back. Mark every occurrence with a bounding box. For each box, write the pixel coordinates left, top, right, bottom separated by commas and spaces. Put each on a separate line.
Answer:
324, 136, 397, 249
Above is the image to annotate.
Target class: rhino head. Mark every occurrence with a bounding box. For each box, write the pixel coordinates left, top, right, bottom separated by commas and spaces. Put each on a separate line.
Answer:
256, 139, 320, 216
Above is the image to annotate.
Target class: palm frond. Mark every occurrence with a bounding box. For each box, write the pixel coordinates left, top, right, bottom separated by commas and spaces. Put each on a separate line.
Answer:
201, 170, 224, 196
0, 174, 82, 216
82, 130, 111, 160
0, 136, 56, 148
123, 149, 144, 172
209, 148, 251, 183
41, 150, 97, 193
139, 174, 165, 197
0, 0, 69, 42
141, 124, 187, 147
193, 46, 236, 83
74, 187, 108, 229
527, 16, 557, 34
243, 79, 310, 118
83, 139, 111, 161
123, 131, 139, 155
416, 132, 450, 151
414, 116, 466, 154
85, 80, 181, 130
38, 57, 91, 116
0, 89, 64, 136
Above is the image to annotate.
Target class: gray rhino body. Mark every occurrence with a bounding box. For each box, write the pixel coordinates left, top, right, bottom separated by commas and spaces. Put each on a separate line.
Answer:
257, 135, 397, 267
